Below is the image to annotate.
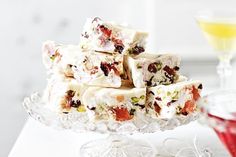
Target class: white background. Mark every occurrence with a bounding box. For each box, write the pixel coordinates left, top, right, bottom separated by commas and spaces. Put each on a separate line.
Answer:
0, 0, 236, 156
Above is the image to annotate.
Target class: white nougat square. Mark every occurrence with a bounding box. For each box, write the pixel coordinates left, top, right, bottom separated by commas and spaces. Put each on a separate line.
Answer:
82, 86, 146, 121
43, 76, 87, 113
80, 17, 148, 56
146, 80, 203, 119
42, 41, 124, 88
125, 53, 181, 88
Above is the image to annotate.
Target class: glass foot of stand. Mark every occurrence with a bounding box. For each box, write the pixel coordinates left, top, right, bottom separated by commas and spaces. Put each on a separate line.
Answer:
80, 134, 156, 157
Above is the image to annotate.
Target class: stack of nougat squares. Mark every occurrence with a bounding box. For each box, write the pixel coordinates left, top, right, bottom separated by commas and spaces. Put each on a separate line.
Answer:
42, 17, 202, 122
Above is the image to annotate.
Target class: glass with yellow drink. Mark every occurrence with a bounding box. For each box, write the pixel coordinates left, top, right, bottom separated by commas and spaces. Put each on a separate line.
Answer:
196, 11, 236, 89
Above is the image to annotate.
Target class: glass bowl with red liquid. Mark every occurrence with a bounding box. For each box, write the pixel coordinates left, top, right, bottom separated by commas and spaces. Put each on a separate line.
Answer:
199, 90, 236, 157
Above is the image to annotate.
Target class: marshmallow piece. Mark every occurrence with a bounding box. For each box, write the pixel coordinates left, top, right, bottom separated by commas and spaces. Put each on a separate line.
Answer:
82, 86, 146, 121
146, 80, 203, 119
125, 53, 181, 88
80, 17, 148, 55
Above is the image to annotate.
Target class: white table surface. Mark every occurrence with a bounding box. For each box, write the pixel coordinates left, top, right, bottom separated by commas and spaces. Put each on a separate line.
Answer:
9, 117, 230, 157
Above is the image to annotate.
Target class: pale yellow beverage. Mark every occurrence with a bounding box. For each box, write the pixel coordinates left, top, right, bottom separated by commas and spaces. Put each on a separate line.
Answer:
196, 11, 236, 89
198, 20, 236, 61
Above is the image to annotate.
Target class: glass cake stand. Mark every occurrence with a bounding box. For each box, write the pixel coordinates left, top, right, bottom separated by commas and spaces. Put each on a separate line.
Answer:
23, 92, 205, 157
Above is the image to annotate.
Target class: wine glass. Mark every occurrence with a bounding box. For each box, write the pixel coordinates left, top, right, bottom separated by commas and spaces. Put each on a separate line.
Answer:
199, 90, 236, 157
196, 10, 236, 89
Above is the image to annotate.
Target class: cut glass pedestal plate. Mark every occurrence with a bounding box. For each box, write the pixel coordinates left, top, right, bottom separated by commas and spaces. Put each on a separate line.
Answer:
23, 92, 206, 157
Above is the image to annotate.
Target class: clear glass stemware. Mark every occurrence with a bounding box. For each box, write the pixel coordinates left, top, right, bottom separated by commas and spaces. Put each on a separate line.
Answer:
199, 90, 236, 157
196, 10, 236, 89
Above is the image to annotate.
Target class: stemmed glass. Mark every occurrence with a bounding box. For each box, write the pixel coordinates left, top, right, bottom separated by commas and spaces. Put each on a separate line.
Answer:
199, 90, 236, 157
196, 10, 236, 89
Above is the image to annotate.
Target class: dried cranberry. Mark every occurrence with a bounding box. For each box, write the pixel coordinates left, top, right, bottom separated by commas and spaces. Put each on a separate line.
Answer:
167, 100, 176, 107
146, 81, 152, 86
100, 62, 119, 76
198, 84, 203, 89
181, 112, 188, 116
87, 106, 96, 110
139, 104, 145, 109
133, 46, 145, 54
154, 102, 161, 114
163, 66, 175, 76
163, 66, 176, 83
130, 46, 145, 55
70, 101, 76, 108
112, 38, 124, 53
192, 86, 200, 101
164, 72, 174, 83
71, 100, 81, 108
155, 97, 162, 101
129, 109, 136, 115
66, 90, 75, 97
68, 99, 74, 107
114, 44, 124, 54
76, 100, 81, 106
100, 62, 110, 76
148, 63, 157, 73
173, 66, 180, 71
112, 38, 123, 44
99, 25, 112, 38
114, 61, 119, 65
146, 76, 154, 86
68, 64, 73, 68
